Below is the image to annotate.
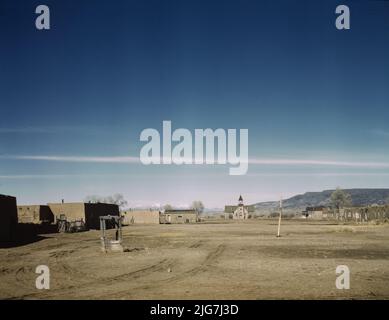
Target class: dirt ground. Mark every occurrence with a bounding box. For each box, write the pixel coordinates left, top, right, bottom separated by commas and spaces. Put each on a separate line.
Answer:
1, 219, 389, 300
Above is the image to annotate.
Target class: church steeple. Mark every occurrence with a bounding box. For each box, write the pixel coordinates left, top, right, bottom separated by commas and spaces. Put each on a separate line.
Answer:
238, 195, 243, 206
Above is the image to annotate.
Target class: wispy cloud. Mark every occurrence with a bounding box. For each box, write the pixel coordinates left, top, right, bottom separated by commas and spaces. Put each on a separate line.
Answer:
0, 174, 74, 179
0, 126, 85, 134
2, 154, 389, 168
0, 125, 105, 134
248, 158, 389, 168
0, 172, 389, 182
0, 173, 133, 179
2, 172, 389, 180
0, 127, 54, 133
0, 155, 139, 163
247, 172, 389, 177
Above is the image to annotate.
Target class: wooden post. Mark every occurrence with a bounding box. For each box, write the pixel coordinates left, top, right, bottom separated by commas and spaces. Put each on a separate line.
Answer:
277, 196, 282, 237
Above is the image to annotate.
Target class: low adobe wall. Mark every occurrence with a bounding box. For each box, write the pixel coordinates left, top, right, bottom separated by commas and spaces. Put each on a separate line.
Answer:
48, 203, 85, 223
162, 212, 197, 224
48, 203, 119, 229
17, 205, 54, 224
123, 210, 160, 225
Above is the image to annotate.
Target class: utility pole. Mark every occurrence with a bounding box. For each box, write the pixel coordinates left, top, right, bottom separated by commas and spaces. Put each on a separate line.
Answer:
277, 196, 282, 237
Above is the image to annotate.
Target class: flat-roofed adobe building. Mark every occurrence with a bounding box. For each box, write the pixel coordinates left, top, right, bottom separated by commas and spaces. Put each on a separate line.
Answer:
161, 209, 197, 224
122, 210, 160, 225
0, 194, 18, 241
48, 202, 119, 229
302, 206, 329, 219
17, 205, 54, 224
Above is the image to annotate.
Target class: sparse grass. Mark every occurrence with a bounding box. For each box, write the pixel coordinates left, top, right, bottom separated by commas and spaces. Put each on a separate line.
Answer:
368, 219, 389, 225
328, 226, 357, 233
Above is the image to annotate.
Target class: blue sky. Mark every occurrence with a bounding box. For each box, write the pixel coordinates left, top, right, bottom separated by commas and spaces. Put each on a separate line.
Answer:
1, 0, 389, 207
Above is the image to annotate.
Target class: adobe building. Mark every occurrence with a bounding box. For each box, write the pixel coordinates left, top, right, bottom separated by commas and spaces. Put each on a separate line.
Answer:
302, 206, 329, 219
122, 210, 160, 225
224, 195, 254, 219
161, 209, 197, 224
17, 205, 54, 224
48, 202, 119, 229
0, 194, 18, 241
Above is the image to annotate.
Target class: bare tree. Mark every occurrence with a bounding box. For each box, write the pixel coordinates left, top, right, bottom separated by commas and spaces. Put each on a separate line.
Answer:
109, 194, 128, 210
164, 204, 173, 211
84, 193, 128, 210
192, 200, 204, 214
330, 187, 352, 210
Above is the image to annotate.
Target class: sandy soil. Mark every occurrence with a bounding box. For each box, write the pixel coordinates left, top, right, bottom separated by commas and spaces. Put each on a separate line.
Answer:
1, 219, 389, 300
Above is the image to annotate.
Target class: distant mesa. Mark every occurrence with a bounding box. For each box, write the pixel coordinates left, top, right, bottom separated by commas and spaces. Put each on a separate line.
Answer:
254, 188, 389, 215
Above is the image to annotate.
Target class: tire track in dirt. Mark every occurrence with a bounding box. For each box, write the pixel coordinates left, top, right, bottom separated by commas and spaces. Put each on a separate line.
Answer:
104, 244, 227, 299
14, 266, 35, 288
7, 249, 90, 290
28, 237, 100, 252
63, 258, 179, 299
49, 249, 75, 259
189, 240, 204, 248
169, 244, 226, 281
8, 258, 175, 299
107, 258, 175, 282
49, 249, 99, 282
0, 267, 13, 275
57, 262, 98, 281
8, 244, 225, 299
50, 258, 177, 299
104, 244, 227, 298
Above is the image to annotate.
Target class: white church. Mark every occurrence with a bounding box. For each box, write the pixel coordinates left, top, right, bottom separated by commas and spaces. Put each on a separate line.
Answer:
224, 195, 253, 220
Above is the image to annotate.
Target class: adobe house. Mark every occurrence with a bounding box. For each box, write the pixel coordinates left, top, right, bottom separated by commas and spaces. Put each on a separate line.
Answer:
122, 210, 161, 225
48, 202, 119, 230
224, 195, 255, 219
17, 205, 54, 224
0, 194, 18, 241
303, 206, 329, 219
161, 209, 197, 224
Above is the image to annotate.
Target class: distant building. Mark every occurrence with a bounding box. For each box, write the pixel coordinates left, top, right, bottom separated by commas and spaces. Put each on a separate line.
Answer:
224, 195, 254, 219
17, 205, 54, 224
48, 202, 119, 229
161, 209, 197, 224
0, 194, 18, 241
302, 206, 329, 219
122, 210, 160, 225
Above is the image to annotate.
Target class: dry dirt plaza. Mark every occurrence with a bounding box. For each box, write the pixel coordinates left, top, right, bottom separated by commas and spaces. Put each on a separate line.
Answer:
0, 219, 388, 299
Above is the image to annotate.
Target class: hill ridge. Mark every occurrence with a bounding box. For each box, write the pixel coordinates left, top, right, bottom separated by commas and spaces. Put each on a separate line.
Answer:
254, 188, 389, 213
